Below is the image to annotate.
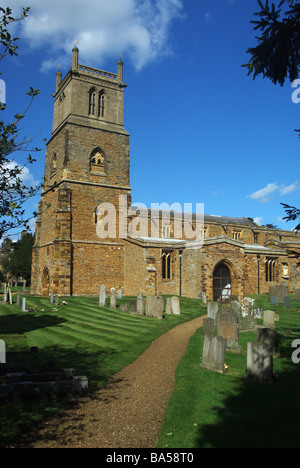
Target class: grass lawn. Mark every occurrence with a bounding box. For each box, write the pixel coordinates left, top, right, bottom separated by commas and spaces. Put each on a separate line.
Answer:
157, 294, 300, 449
0, 292, 206, 448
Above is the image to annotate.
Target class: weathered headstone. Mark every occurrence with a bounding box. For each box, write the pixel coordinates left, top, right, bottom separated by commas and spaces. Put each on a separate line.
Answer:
165, 298, 172, 315
145, 296, 164, 319
216, 305, 241, 352
0, 339, 6, 364
129, 300, 136, 314
203, 317, 215, 336
200, 335, 226, 374
295, 289, 300, 302
117, 289, 123, 300
283, 296, 291, 308
257, 328, 281, 357
277, 285, 287, 303
136, 294, 145, 316
110, 288, 117, 309
22, 298, 26, 312
270, 296, 278, 306
246, 342, 273, 382
55, 295, 59, 306
200, 292, 207, 304
268, 286, 277, 301
207, 302, 218, 324
8, 288, 12, 305
263, 310, 275, 328
50, 293, 54, 304
16, 294, 20, 307
99, 285, 106, 306
166, 296, 180, 315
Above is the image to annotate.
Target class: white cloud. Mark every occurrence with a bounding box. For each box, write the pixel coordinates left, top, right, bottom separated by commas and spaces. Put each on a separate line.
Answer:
8, 0, 184, 72
254, 216, 263, 226
4, 161, 38, 188
248, 181, 300, 203
248, 183, 279, 203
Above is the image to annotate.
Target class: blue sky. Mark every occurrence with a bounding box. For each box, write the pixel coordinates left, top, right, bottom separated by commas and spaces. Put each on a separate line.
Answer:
1, 0, 299, 240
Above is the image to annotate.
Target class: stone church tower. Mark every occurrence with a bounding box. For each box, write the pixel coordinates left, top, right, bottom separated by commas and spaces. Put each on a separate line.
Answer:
31, 46, 131, 296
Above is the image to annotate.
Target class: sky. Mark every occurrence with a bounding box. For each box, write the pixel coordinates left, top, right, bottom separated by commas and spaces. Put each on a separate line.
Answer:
1, 0, 299, 241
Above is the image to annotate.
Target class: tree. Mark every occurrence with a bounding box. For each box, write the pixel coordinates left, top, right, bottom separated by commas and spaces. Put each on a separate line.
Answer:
244, 0, 300, 229
0, 6, 43, 240
1, 232, 34, 282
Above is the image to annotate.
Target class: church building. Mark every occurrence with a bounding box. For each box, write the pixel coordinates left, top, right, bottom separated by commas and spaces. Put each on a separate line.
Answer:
31, 47, 300, 301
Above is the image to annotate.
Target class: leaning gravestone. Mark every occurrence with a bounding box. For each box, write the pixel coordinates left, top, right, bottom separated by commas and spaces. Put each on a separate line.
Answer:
110, 288, 117, 309
270, 296, 278, 306
99, 285, 106, 306
216, 305, 241, 353
246, 342, 273, 382
295, 289, 300, 302
207, 302, 218, 324
145, 296, 164, 319
200, 334, 226, 374
263, 310, 275, 328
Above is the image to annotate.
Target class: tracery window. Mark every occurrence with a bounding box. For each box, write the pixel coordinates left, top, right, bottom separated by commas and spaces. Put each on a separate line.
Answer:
99, 91, 105, 118
162, 250, 172, 280
90, 148, 105, 172
266, 258, 277, 282
89, 89, 96, 116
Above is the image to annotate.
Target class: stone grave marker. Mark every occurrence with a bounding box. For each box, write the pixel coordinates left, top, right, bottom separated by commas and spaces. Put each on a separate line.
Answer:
246, 342, 273, 382
295, 289, 300, 302
268, 286, 277, 301
50, 293, 54, 304
8, 288, 12, 305
166, 297, 180, 315
277, 285, 287, 303
22, 298, 27, 312
270, 296, 278, 306
145, 296, 164, 319
283, 296, 291, 308
55, 295, 59, 306
263, 310, 275, 328
119, 304, 128, 312
136, 293, 145, 316
99, 285, 106, 306
207, 302, 218, 324
216, 305, 241, 353
129, 300, 136, 314
257, 327, 281, 357
117, 289, 123, 300
200, 334, 226, 374
16, 294, 20, 307
110, 288, 117, 309
203, 317, 215, 336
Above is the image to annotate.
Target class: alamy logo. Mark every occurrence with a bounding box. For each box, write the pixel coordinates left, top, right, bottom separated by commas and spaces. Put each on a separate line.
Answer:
292, 340, 300, 364
291, 79, 300, 104
0, 340, 6, 364
0, 79, 6, 104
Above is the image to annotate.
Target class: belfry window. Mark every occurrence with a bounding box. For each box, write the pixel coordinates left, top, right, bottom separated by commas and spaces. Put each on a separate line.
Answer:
90, 148, 105, 172
162, 250, 172, 280
99, 91, 105, 118
89, 90, 96, 116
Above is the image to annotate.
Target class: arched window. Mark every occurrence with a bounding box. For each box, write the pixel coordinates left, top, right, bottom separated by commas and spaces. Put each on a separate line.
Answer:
99, 91, 105, 118
90, 148, 106, 172
89, 89, 96, 116
162, 250, 172, 280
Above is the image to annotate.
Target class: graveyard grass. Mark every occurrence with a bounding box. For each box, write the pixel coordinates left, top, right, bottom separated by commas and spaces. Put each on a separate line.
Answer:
157, 294, 300, 449
0, 291, 206, 448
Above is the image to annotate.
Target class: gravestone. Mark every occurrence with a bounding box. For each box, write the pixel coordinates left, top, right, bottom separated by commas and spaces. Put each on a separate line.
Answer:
295, 289, 300, 302
16, 294, 20, 307
277, 285, 287, 303
50, 293, 54, 304
200, 335, 226, 374
136, 293, 145, 316
257, 328, 281, 357
55, 295, 59, 306
166, 297, 180, 315
246, 342, 273, 382
207, 302, 218, 324
119, 304, 128, 312
203, 317, 215, 336
129, 300, 136, 314
110, 288, 117, 309
270, 296, 278, 306
99, 285, 106, 306
216, 305, 241, 353
3, 292, 7, 304
263, 310, 275, 328
117, 289, 123, 300
8, 288, 12, 305
268, 286, 277, 301
145, 296, 164, 319
283, 296, 291, 308
22, 298, 26, 312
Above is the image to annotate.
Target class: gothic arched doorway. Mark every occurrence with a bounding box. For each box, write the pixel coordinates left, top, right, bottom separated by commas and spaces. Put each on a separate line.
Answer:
42, 268, 50, 297
213, 262, 231, 301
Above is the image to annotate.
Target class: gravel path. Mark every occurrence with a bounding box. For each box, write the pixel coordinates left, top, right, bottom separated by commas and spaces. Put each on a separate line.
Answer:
14, 316, 205, 448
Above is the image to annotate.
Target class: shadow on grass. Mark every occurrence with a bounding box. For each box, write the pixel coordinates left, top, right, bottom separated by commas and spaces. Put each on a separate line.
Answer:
195, 356, 300, 448
0, 314, 66, 335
